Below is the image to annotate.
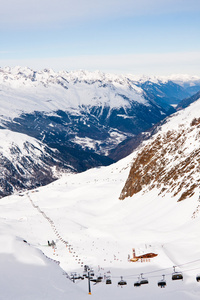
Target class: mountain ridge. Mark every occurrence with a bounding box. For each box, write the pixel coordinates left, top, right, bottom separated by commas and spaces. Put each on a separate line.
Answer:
120, 98, 200, 202
0, 129, 75, 198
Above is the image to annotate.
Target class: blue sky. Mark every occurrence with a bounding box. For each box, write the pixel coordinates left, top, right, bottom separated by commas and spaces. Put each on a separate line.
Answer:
0, 0, 200, 75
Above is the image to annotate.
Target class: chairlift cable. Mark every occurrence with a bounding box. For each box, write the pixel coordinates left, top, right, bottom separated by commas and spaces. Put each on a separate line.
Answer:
112, 257, 200, 280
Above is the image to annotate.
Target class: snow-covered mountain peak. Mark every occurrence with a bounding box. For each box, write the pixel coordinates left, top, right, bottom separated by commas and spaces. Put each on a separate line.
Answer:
1, 66, 200, 86
0, 66, 144, 94
167, 73, 200, 83
0, 66, 152, 120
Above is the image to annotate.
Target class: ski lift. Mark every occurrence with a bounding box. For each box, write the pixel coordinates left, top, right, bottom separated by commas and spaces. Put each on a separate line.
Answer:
158, 275, 166, 288
118, 276, 127, 286
70, 273, 78, 282
134, 277, 141, 287
91, 277, 102, 283
172, 266, 183, 281
139, 273, 149, 285
196, 274, 200, 282
97, 276, 103, 281
106, 276, 112, 284
83, 272, 87, 278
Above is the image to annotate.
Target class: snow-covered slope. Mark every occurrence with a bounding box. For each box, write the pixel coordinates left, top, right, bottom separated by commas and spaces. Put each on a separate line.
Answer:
0, 234, 85, 300
0, 67, 147, 118
1, 99, 200, 299
0, 129, 74, 198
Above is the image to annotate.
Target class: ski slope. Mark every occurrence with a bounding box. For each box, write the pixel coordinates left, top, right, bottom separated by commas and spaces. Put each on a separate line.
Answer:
1, 151, 200, 299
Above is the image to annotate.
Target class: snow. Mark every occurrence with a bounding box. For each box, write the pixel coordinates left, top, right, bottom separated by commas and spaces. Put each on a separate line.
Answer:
1, 153, 200, 298
0, 67, 148, 120
0, 129, 45, 160
1, 97, 200, 298
166, 74, 200, 87
0, 235, 84, 300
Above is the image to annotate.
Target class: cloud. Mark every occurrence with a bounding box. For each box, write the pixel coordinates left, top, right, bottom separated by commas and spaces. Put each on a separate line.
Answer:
1, 51, 200, 76
1, 0, 200, 29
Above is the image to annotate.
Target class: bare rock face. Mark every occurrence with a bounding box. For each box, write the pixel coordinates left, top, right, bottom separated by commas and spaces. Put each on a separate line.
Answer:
120, 116, 200, 202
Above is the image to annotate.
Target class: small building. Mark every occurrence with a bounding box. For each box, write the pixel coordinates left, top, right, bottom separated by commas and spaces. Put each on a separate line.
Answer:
130, 248, 158, 262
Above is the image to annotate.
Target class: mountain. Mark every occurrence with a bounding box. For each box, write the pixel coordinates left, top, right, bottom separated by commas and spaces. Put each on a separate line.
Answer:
120, 97, 200, 202
1, 67, 200, 195
176, 90, 200, 110
0, 129, 75, 198
0, 67, 179, 164
168, 74, 200, 96
1, 98, 200, 299
109, 88, 200, 161
137, 79, 190, 106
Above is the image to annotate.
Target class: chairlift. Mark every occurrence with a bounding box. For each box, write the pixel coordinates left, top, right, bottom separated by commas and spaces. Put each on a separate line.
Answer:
97, 274, 103, 280
196, 274, 200, 282
134, 278, 141, 287
97, 276, 103, 281
139, 273, 149, 285
70, 273, 78, 282
158, 275, 166, 288
118, 276, 127, 286
106, 276, 112, 284
91, 277, 102, 283
172, 266, 183, 281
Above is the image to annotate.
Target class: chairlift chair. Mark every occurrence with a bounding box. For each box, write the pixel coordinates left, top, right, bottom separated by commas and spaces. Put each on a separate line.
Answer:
134, 279, 141, 287
91, 277, 102, 283
118, 276, 127, 286
90, 270, 95, 277
158, 275, 166, 288
172, 266, 183, 281
97, 276, 103, 281
106, 276, 112, 284
139, 273, 149, 285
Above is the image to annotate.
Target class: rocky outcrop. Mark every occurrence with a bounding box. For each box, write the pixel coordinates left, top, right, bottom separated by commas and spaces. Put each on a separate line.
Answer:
120, 116, 200, 202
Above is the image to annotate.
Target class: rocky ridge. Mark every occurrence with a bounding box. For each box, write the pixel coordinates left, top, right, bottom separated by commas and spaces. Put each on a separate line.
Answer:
120, 99, 200, 202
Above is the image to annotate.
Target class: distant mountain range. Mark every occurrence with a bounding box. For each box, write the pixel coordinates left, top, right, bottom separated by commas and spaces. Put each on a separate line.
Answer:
0, 67, 200, 197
